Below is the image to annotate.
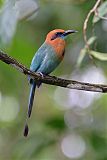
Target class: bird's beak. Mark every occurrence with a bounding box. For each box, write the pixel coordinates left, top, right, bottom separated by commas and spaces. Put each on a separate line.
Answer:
63, 30, 78, 36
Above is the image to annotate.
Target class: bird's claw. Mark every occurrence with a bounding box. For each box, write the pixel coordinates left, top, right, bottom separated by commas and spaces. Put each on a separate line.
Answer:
36, 72, 44, 88
28, 72, 44, 85
37, 72, 44, 78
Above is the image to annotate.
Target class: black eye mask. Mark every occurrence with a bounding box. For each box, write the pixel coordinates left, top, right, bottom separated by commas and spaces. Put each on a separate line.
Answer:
51, 32, 63, 40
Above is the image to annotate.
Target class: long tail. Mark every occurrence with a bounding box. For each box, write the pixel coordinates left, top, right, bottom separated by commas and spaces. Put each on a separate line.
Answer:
28, 81, 36, 118
24, 80, 36, 137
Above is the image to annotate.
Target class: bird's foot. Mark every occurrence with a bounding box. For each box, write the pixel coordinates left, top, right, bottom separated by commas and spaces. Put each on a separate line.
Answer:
36, 72, 44, 88
37, 72, 44, 78
28, 72, 44, 85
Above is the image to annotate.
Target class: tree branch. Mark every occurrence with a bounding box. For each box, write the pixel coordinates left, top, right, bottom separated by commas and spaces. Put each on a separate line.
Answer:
0, 50, 107, 93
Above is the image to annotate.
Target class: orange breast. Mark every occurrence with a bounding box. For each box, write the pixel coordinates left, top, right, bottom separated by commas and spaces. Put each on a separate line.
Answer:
46, 38, 66, 60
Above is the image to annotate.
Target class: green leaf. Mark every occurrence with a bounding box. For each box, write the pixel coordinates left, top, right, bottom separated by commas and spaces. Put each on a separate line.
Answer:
76, 36, 96, 67
76, 48, 87, 67
93, 1, 107, 23
87, 36, 97, 45
89, 50, 107, 61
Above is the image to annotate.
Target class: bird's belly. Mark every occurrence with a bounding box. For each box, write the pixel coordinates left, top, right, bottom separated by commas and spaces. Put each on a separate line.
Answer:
37, 53, 61, 74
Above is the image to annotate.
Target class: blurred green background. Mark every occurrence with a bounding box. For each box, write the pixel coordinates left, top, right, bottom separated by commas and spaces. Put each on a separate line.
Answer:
0, 0, 107, 160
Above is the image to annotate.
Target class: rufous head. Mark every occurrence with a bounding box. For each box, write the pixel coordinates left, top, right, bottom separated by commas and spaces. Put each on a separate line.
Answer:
45, 29, 77, 59
45, 29, 77, 44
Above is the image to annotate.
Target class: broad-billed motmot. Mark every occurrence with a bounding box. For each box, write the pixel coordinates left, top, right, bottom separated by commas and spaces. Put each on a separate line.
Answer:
24, 29, 77, 137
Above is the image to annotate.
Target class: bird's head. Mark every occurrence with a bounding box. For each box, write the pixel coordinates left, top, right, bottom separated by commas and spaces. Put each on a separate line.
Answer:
45, 29, 77, 43
45, 29, 77, 59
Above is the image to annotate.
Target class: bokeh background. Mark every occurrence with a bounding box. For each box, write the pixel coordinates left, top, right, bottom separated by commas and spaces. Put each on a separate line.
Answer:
0, 0, 107, 159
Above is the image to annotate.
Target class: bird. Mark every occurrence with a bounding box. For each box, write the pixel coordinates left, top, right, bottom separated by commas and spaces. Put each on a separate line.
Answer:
24, 29, 77, 137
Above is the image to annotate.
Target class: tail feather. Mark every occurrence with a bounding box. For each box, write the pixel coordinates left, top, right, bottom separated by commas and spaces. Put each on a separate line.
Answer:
24, 80, 36, 137
28, 81, 36, 118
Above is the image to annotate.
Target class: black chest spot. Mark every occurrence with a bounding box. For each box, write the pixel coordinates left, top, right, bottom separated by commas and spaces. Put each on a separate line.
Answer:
62, 49, 65, 56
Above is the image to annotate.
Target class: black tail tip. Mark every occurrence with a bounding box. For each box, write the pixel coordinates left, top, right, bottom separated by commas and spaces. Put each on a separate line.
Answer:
23, 124, 29, 137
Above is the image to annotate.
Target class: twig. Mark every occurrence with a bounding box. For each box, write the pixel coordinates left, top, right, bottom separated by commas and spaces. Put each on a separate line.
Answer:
83, 0, 101, 48
0, 50, 107, 93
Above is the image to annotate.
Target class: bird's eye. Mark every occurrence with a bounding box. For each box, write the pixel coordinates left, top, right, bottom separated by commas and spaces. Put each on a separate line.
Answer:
51, 32, 63, 40
55, 32, 63, 36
